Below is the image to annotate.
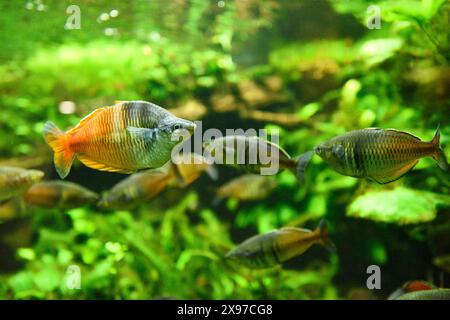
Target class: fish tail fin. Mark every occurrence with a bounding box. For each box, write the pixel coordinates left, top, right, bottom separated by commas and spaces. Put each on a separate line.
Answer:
205, 165, 219, 181
316, 219, 337, 253
43, 121, 74, 179
294, 151, 313, 185
430, 124, 448, 171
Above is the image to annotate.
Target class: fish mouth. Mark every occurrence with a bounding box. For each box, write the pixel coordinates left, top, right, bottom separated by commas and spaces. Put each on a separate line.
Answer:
184, 121, 196, 134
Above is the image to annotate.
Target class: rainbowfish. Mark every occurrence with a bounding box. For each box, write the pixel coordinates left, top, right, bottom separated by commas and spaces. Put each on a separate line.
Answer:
215, 174, 277, 202
226, 219, 336, 269
98, 169, 172, 210
0, 197, 27, 222
314, 126, 448, 184
170, 153, 218, 187
395, 289, 450, 300
24, 181, 98, 209
0, 167, 44, 201
204, 135, 304, 181
387, 280, 436, 300
43, 101, 196, 179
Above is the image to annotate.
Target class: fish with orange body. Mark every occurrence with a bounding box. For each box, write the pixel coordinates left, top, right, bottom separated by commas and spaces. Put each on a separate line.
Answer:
226, 219, 336, 269
0, 167, 44, 201
170, 153, 218, 187
314, 126, 448, 184
97, 169, 173, 210
43, 101, 196, 179
24, 181, 98, 209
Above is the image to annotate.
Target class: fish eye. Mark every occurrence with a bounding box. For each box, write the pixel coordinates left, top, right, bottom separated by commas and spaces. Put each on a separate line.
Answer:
173, 124, 182, 130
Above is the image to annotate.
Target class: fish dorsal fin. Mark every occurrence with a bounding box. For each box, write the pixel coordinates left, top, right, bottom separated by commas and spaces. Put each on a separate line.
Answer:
280, 227, 312, 234
126, 126, 159, 140
77, 155, 135, 174
69, 107, 109, 134
385, 129, 421, 141
369, 159, 419, 184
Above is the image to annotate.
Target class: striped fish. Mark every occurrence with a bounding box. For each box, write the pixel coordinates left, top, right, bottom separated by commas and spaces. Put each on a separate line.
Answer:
395, 289, 450, 300
24, 181, 98, 209
204, 135, 305, 181
226, 219, 335, 269
314, 127, 448, 184
215, 174, 277, 202
0, 166, 44, 201
97, 169, 172, 210
43, 101, 196, 179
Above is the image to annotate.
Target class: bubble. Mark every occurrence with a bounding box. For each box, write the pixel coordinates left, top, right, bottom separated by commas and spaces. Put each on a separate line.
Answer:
58, 101, 76, 114
110, 9, 119, 17
99, 13, 110, 22
218, 1, 225, 8
104, 28, 118, 36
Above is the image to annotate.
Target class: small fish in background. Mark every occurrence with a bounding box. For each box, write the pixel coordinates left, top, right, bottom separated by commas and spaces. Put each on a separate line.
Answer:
24, 180, 98, 209
97, 169, 172, 210
434, 254, 450, 274
170, 153, 218, 187
204, 135, 305, 183
394, 288, 450, 300
314, 126, 448, 184
226, 219, 336, 269
0, 197, 28, 222
387, 280, 436, 300
0, 166, 44, 201
43, 101, 196, 179
215, 174, 277, 203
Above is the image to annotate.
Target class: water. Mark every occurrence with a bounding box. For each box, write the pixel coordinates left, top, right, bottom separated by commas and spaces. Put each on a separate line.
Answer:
0, 0, 449, 300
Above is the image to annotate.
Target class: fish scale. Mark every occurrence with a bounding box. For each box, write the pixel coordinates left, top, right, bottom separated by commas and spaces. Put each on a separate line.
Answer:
43, 101, 196, 178
315, 127, 447, 184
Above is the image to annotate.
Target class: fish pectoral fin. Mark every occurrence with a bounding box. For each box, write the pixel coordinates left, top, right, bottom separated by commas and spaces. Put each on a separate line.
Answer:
126, 126, 158, 140
78, 155, 135, 174
369, 159, 419, 184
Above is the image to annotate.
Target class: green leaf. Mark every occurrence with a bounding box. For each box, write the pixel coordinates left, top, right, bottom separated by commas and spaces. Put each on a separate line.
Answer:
347, 187, 450, 224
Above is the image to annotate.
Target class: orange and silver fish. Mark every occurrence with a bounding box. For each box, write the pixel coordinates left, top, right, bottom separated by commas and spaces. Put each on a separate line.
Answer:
24, 180, 98, 209
395, 288, 450, 300
226, 219, 336, 269
97, 169, 172, 210
0, 166, 44, 201
314, 126, 448, 184
387, 280, 436, 300
215, 174, 277, 202
43, 101, 196, 179
170, 153, 218, 187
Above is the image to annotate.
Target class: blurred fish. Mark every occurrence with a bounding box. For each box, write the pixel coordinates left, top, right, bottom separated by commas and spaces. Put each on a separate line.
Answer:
43, 101, 196, 179
205, 135, 305, 183
24, 180, 98, 209
0, 166, 44, 201
240, 109, 303, 127
226, 219, 336, 269
395, 289, 450, 300
215, 174, 276, 202
314, 126, 448, 184
98, 169, 172, 210
168, 100, 207, 121
0, 197, 27, 222
434, 254, 450, 274
170, 153, 218, 187
387, 280, 436, 300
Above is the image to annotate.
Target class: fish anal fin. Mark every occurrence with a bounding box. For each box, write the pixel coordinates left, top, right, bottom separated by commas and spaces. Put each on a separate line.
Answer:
369, 159, 419, 184
78, 155, 135, 174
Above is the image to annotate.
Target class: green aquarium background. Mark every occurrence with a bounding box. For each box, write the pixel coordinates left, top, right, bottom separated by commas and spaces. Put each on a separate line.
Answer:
0, 0, 449, 299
